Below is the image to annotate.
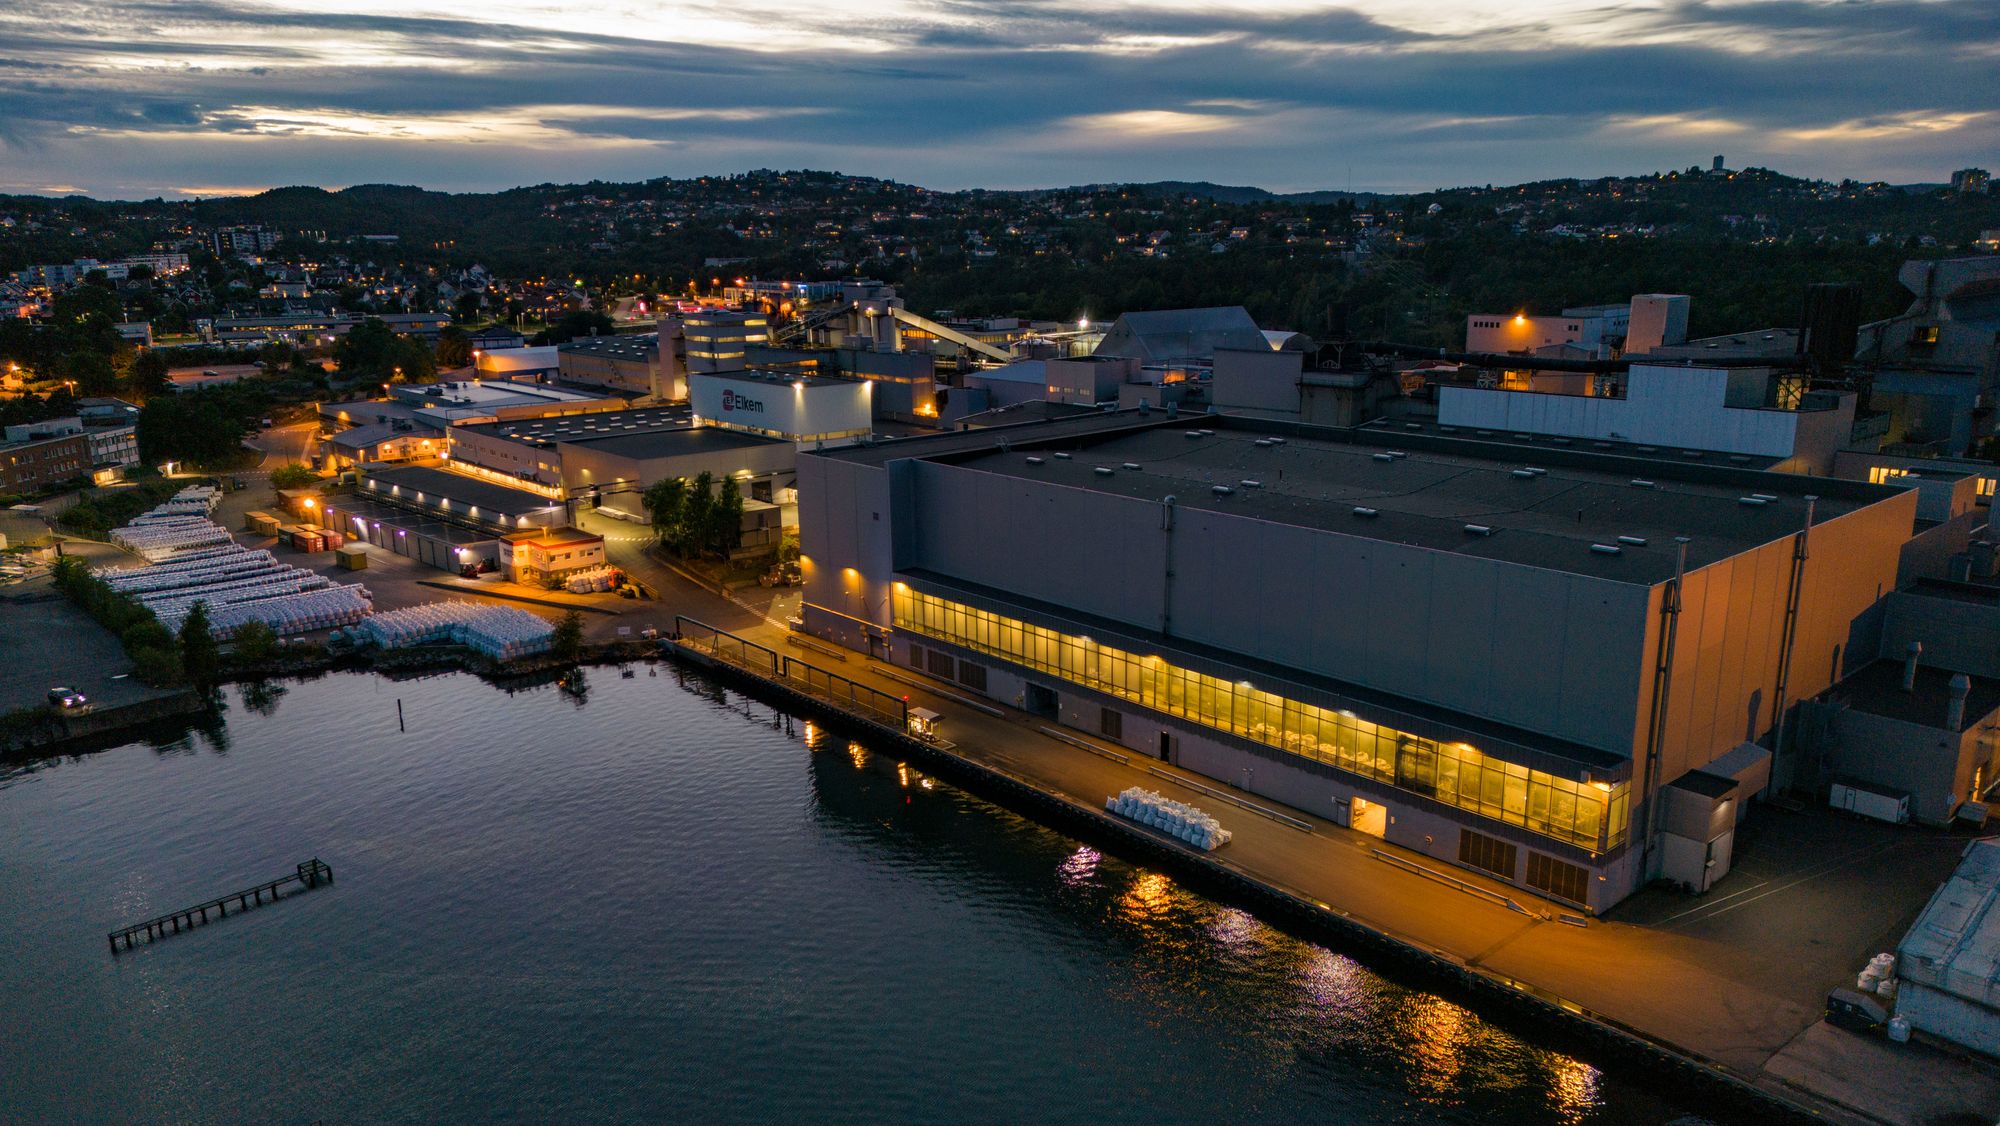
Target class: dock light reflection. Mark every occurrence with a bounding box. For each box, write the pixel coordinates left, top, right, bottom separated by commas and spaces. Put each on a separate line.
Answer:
1118, 871, 1174, 919
1057, 846, 1101, 887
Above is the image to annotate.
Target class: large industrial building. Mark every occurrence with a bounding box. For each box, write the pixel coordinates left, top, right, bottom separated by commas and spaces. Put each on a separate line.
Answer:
797, 410, 1914, 912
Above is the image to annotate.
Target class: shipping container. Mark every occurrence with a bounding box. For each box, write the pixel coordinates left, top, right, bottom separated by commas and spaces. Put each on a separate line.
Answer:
337, 544, 368, 570
322, 528, 345, 550
1830, 778, 1910, 825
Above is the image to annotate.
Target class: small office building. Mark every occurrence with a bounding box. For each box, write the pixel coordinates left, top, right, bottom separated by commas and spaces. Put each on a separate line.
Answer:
498, 528, 606, 584
797, 411, 1913, 912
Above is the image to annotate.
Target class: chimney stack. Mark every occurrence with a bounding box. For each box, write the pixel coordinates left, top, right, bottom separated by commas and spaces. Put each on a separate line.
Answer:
1948, 673, 1972, 730
1903, 641, 1924, 692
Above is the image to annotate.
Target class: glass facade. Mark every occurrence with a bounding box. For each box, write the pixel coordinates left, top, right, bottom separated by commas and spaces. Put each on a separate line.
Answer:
894, 587, 1629, 853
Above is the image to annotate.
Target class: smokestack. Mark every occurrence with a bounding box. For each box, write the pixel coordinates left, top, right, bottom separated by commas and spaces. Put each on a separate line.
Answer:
1948, 673, 1971, 730
1903, 642, 1923, 692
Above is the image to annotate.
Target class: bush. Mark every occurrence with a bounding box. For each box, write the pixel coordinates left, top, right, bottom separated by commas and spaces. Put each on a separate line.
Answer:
123, 620, 176, 652
128, 646, 184, 688
230, 620, 278, 665
269, 463, 318, 490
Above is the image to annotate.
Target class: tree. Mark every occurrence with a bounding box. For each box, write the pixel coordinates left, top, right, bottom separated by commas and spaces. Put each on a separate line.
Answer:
642, 476, 688, 546
682, 472, 717, 557
711, 475, 744, 557
179, 601, 221, 688
539, 310, 614, 345
550, 610, 584, 663
435, 326, 473, 369
131, 349, 171, 397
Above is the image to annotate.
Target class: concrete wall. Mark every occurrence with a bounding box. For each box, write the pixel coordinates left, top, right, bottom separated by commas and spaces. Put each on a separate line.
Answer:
1879, 591, 2000, 679
1641, 490, 1912, 790
1897, 981, 2000, 1059
1825, 708, 1989, 825
797, 453, 898, 650
905, 459, 1655, 756
558, 437, 794, 496
448, 428, 558, 485
1439, 365, 1826, 460
1211, 348, 1304, 412
692, 374, 872, 440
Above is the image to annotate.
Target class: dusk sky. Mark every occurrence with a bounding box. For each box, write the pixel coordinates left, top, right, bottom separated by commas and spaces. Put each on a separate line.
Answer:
2, 0, 1996, 199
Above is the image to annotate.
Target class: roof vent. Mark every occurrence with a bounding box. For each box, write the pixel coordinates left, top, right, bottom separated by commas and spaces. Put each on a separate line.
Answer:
1025, 456, 1044, 465
1352, 506, 1380, 518
1617, 535, 1648, 546
1464, 523, 1495, 536
1253, 439, 1273, 447
1053, 452, 1071, 459
1630, 479, 1655, 488
1373, 453, 1396, 463
1590, 543, 1623, 555
1512, 469, 1538, 479
1185, 431, 1204, 440
1751, 492, 1778, 501
1094, 466, 1115, 476
1592, 441, 1613, 449
1122, 462, 1141, 470
1738, 496, 1768, 507
1514, 433, 1533, 441
1476, 429, 1493, 436
1728, 455, 1751, 464
1212, 485, 1234, 496
1267, 437, 1286, 445
1240, 479, 1263, 488
1438, 426, 1458, 434
1682, 450, 1703, 458
1552, 438, 1572, 446
1405, 422, 1423, 430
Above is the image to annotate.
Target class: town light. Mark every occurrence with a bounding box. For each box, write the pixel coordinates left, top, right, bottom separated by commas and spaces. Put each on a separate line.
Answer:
1512, 313, 1527, 325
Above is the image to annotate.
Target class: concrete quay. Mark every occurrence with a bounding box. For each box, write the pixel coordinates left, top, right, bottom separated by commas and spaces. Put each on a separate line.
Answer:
675, 623, 2000, 1126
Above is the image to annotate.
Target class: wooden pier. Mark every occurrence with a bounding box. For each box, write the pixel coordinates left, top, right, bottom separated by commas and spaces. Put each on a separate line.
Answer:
107, 859, 333, 954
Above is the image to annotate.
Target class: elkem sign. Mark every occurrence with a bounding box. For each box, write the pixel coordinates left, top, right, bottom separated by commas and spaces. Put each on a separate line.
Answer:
721, 388, 765, 414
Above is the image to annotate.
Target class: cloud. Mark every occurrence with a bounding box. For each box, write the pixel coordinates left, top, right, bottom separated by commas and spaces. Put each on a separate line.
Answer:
0, 0, 1993, 195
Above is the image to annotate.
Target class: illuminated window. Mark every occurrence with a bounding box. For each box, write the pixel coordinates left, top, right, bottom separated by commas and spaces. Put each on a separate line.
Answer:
892, 588, 1626, 851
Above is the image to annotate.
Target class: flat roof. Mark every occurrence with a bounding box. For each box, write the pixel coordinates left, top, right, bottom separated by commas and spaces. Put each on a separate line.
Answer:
1367, 418, 1787, 469
500, 527, 602, 547
326, 495, 497, 546
838, 411, 1899, 584
1832, 659, 2000, 731
559, 333, 657, 360
562, 426, 783, 460
361, 464, 561, 518
1899, 839, 2000, 1002
393, 380, 606, 409
460, 405, 700, 449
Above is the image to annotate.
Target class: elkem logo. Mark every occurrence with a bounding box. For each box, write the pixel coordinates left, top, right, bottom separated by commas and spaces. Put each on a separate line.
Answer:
721, 388, 765, 413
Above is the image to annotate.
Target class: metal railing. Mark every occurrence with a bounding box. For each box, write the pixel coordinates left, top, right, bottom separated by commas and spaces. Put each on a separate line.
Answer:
676, 616, 780, 678
675, 616, 906, 730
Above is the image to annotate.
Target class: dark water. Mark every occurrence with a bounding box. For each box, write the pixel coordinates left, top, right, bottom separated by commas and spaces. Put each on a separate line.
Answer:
0, 667, 1696, 1124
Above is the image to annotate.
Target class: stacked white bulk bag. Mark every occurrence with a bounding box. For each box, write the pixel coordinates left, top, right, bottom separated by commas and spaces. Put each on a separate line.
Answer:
562, 566, 622, 593
1105, 787, 1232, 850
356, 601, 554, 660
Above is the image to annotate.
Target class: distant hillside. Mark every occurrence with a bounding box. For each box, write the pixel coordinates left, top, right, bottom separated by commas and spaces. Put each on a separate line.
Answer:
1093, 181, 1377, 205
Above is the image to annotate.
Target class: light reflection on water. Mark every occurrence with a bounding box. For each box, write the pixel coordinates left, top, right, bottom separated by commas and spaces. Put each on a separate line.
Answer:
0, 669, 1686, 1125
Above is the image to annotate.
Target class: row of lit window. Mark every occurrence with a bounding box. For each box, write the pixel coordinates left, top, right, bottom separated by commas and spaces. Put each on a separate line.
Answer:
893, 588, 1628, 851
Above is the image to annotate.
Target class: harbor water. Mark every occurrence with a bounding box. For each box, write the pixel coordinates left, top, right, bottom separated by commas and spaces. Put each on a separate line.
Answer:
0, 667, 1700, 1123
